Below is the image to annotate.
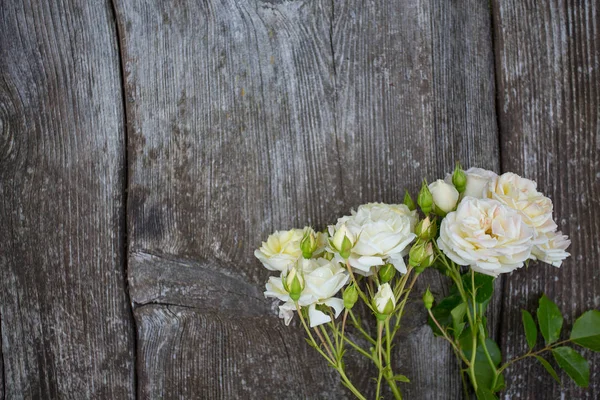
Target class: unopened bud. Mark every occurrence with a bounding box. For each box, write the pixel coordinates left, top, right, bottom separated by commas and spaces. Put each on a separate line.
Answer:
300, 229, 318, 259
423, 288, 434, 310
373, 283, 396, 316
415, 217, 437, 240
403, 190, 416, 211
452, 163, 467, 194
413, 242, 434, 272
378, 263, 396, 283
283, 267, 304, 302
409, 242, 427, 267
343, 284, 359, 310
418, 180, 433, 214
331, 225, 355, 259
429, 180, 459, 215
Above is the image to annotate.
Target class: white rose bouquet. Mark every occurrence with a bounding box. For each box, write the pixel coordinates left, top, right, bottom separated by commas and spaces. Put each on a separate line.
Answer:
256, 165, 599, 399
422, 165, 598, 399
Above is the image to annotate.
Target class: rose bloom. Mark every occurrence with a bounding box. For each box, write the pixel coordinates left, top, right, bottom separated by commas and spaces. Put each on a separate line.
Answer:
264, 258, 349, 327
329, 203, 417, 274
254, 228, 305, 271
438, 197, 534, 277
488, 173, 557, 236
531, 231, 571, 267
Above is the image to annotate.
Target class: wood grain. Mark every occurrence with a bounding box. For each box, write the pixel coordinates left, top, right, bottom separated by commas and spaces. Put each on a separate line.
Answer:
115, 0, 353, 397
0, 1, 135, 398
493, 0, 600, 397
115, 0, 502, 397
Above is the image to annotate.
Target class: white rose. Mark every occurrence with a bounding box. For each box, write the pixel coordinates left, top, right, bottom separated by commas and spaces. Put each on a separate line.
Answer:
373, 283, 396, 314
328, 203, 417, 274
264, 258, 349, 327
255, 228, 304, 271
429, 180, 459, 213
438, 197, 535, 277
488, 173, 557, 236
531, 231, 571, 267
463, 167, 498, 198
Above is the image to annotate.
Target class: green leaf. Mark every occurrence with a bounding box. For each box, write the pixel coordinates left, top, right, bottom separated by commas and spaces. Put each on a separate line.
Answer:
521, 310, 537, 349
570, 310, 600, 351
470, 273, 495, 304
533, 355, 560, 384
537, 294, 563, 345
428, 293, 462, 336
476, 387, 498, 400
451, 303, 467, 339
552, 346, 589, 388
393, 374, 410, 383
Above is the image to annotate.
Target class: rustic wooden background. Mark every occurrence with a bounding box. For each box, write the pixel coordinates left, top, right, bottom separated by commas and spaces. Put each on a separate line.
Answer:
0, 0, 598, 399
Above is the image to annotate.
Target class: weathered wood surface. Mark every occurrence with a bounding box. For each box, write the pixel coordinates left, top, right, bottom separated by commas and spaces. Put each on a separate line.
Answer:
0, 1, 135, 399
115, 0, 499, 398
2, 0, 599, 398
493, 0, 600, 398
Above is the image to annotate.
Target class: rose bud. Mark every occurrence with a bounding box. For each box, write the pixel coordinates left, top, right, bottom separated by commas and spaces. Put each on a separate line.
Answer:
330, 225, 356, 259
282, 266, 304, 301
343, 284, 359, 310
428, 179, 459, 215
300, 229, 318, 259
415, 217, 437, 240
423, 288, 434, 310
373, 283, 396, 318
418, 180, 434, 214
378, 263, 396, 284
452, 163, 468, 194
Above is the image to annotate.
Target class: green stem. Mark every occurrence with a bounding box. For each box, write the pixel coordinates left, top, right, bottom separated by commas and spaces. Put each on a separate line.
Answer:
349, 310, 377, 345
297, 304, 367, 400
345, 261, 371, 306
497, 339, 573, 375
320, 325, 337, 360
383, 317, 403, 400
337, 367, 368, 400
342, 335, 375, 361
427, 309, 471, 365
393, 268, 418, 335
296, 304, 335, 365
468, 270, 478, 392
375, 368, 383, 400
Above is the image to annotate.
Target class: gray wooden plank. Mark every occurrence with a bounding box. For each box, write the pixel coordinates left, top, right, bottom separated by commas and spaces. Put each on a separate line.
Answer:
0, 311, 3, 400
115, 0, 351, 397
332, 1, 500, 398
0, 1, 135, 398
136, 304, 359, 399
117, 0, 500, 398
492, 0, 600, 397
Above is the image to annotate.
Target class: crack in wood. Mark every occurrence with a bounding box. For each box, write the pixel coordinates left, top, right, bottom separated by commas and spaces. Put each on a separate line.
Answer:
109, 0, 138, 398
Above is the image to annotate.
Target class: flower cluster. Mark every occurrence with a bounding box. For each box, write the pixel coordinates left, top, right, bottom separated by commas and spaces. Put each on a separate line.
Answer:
255, 203, 418, 328
254, 165, 578, 400
431, 167, 570, 276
